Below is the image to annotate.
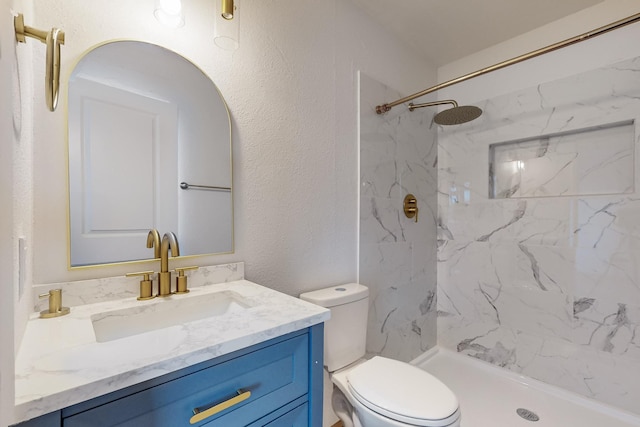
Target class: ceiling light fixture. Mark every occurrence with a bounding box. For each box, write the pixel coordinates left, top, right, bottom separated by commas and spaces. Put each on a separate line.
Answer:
215, 0, 239, 50
221, 0, 234, 20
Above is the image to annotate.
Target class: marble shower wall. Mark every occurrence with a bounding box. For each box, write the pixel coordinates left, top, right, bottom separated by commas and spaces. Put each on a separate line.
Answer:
437, 56, 640, 414
359, 73, 438, 362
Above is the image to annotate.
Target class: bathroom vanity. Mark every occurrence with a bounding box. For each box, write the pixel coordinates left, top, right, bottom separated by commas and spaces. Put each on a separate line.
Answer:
13, 279, 329, 426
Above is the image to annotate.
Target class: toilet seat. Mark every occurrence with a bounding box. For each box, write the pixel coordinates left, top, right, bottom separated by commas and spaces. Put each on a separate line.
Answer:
346, 357, 460, 427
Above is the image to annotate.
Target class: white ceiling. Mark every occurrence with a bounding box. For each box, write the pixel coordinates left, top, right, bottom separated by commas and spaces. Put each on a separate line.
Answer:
351, 0, 604, 66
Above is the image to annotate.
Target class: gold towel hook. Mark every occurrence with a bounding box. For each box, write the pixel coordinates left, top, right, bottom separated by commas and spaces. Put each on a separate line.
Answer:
14, 13, 65, 112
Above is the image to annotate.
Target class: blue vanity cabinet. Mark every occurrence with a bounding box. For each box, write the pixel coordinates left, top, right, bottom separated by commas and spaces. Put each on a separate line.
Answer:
249, 402, 309, 427
14, 324, 324, 427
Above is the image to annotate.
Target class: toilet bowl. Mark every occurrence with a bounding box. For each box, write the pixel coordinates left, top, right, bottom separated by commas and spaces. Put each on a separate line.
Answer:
332, 357, 460, 427
300, 284, 461, 427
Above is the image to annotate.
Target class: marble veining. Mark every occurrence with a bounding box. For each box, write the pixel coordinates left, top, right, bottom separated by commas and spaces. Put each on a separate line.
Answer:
14, 279, 329, 424
359, 72, 438, 362
33, 262, 244, 312
437, 56, 640, 415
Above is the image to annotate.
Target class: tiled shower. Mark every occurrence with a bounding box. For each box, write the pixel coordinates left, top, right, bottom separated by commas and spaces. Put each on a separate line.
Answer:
360, 56, 640, 415
359, 72, 438, 362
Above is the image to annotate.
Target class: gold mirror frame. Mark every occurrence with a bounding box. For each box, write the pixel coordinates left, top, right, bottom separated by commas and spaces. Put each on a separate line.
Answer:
66, 40, 234, 270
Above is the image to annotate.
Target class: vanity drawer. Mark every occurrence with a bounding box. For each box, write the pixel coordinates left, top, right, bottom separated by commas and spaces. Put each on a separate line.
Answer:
249, 402, 308, 427
63, 334, 309, 427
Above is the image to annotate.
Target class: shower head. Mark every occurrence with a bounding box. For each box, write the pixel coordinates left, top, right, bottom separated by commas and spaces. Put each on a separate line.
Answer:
408, 100, 482, 125
433, 105, 482, 125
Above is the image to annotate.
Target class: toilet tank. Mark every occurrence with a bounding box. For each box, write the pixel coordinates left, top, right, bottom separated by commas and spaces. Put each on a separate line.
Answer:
300, 283, 369, 372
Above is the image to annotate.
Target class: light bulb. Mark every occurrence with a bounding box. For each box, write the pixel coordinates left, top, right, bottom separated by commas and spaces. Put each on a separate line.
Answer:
155, 0, 184, 28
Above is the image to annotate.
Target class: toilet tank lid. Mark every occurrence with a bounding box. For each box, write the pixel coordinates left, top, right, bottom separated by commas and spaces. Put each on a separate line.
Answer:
300, 283, 368, 307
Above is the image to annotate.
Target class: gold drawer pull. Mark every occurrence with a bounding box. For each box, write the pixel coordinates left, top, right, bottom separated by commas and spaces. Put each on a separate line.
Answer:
190, 389, 251, 424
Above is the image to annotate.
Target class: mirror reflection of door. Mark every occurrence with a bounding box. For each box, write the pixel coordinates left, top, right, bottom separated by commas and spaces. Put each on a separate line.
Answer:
67, 41, 233, 267
68, 79, 179, 265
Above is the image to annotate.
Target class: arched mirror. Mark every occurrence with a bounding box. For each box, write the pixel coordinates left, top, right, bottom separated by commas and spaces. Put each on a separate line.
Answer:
68, 41, 233, 267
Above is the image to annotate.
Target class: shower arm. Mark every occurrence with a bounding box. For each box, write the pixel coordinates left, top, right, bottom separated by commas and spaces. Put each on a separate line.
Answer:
408, 100, 457, 111
376, 12, 640, 115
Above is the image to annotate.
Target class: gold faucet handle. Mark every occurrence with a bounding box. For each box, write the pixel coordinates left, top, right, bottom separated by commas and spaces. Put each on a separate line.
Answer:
125, 270, 155, 279
126, 271, 156, 301
39, 288, 70, 318
175, 266, 199, 273
174, 266, 199, 294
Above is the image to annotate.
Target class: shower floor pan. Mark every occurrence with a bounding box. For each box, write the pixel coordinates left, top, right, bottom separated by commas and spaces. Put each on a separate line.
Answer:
415, 348, 640, 427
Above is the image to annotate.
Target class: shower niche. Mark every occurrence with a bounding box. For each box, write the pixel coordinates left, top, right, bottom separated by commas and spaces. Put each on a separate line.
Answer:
489, 120, 635, 199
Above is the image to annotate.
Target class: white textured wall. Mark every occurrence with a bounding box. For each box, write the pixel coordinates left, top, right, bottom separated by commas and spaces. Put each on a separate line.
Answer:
2, 1, 24, 424
0, 3, 14, 424
28, 1, 435, 295
12, 0, 35, 355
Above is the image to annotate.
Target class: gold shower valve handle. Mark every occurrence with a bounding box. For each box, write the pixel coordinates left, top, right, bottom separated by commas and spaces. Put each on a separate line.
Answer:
404, 194, 419, 223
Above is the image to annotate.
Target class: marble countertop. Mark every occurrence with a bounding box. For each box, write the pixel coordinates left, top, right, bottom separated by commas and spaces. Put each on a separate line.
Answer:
14, 280, 329, 424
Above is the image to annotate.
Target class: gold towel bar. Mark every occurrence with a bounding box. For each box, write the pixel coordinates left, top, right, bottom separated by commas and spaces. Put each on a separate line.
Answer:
14, 13, 65, 112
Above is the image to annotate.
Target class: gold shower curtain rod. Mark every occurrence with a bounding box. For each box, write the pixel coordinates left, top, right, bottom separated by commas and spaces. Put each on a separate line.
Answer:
376, 12, 640, 114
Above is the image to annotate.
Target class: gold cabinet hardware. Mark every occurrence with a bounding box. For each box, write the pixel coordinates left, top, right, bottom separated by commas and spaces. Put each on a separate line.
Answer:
126, 271, 156, 300
174, 266, 199, 294
190, 389, 251, 424
39, 289, 70, 318
403, 194, 419, 223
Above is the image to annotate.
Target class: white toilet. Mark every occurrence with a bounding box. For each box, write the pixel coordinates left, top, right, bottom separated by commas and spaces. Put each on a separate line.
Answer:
300, 283, 461, 427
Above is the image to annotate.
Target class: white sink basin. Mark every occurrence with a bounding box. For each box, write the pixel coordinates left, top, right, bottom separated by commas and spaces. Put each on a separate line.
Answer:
91, 290, 253, 342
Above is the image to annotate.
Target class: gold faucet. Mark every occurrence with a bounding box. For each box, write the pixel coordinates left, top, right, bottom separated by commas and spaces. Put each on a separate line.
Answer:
146, 229, 161, 258
39, 289, 70, 318
158, 232, 180, 297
